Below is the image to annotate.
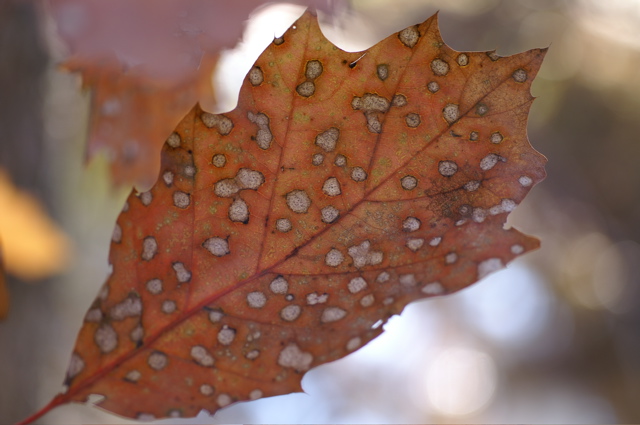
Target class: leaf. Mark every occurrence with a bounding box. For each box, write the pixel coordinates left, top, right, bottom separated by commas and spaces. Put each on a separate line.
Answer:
50, 0, 345, 186
25, 11, 546, 422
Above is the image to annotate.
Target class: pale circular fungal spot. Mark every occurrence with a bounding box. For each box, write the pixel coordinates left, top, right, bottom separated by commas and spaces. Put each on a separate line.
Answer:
306, 292, 328, 305
247, 291, 267, 308
184, 165, 196, 177
214, 179, 240, 198
321, 205, 340, 223
470, 131, 479, 141
501, 198, 517, 212
438, 160, 458, 177
146, 278, 163, 295
519, 176, 533, 187
112, 223, 122, 243
457, 53, 469, 66
472, 208, 487, 223
490, 132, 503, 144
459, 204, 473, 216
278, 343, 313, 371
286, 189, 311, 213
173, 191, 190, 209
208, 309, 223, 323
67, 353, 85, 380
162, 171, 174, 186
346, 337, 362, 351
110, 296, 142, 320
200, 384, 214, 396
325, 248, 344, 267
217, 393, 232, 407
248, 66, 264, 86
445, 252, 458, 264
392, 94, 407, 107
250, 389, 263, 400
480, 154, 501, 171
406, 238, 425, 252
403, 216, 421, 232
212, 154, 226, 168
321, 306, 347, 323
161, 300, 176, 314
422, 282, 445, 295
429, 236, 442, 246
125, 369, 141, 383
476, 103, 489, 116
399, 274, 417, 286
285, 294, 294, 301
236, 168, 265, 190
312, 153, 324, 166
401, 175, 418, 190
315, 127, 339, 152
275, 218, 292, 232
228, 198, 249, 223
478, 257, 504, 279
85, 308, 102, 322
349, 167, 367, 183
348, 277, 367, 294
487, 51, 501, 61
172, 262, 191, 283
246, 349, 260, 360
398, 25, 420, 48
141, 236, 158, 261
147, 351, 168, 370
201, 113, 233, 135
305, 60, 323, 79
191, 345, 215, 367
370, 251, 383, 265
296, 81, 315, 97
322, 177, 341, 196
166, 132, 181, 148
405, 113, 421, 128
334, 154, 347, 167
360, 294, 375, 307
140, 191, 152, 206
377, 63, 389, 80
273, 35, 284, 45
464, 180, 481, 192
203, 237, 230, 257
427, 81, 440, 93
511, 244, 524, 255
377, 271, 390, 283
431, 58, 449, 76
217, 325, 236, 345
280, 305, 302, 321
270, 276, 288, 294
443, 103, 460, 124
383, 297, 394, 305
455, 219, 467, 227
130, 325, 144, 343
512, 68, 528, 83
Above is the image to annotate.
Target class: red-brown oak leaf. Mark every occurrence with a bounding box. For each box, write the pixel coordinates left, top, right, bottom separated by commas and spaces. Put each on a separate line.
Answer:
25, 11, 546, 423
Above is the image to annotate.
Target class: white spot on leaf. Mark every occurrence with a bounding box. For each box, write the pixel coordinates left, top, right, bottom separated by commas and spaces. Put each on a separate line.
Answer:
325, 248, 345, 267
321, 307, 347, 323
203, 237, 230, 257
278, 343, 313, 371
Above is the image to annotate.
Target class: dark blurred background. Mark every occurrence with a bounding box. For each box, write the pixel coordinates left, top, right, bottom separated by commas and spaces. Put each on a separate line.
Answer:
1, 0, 639, 423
